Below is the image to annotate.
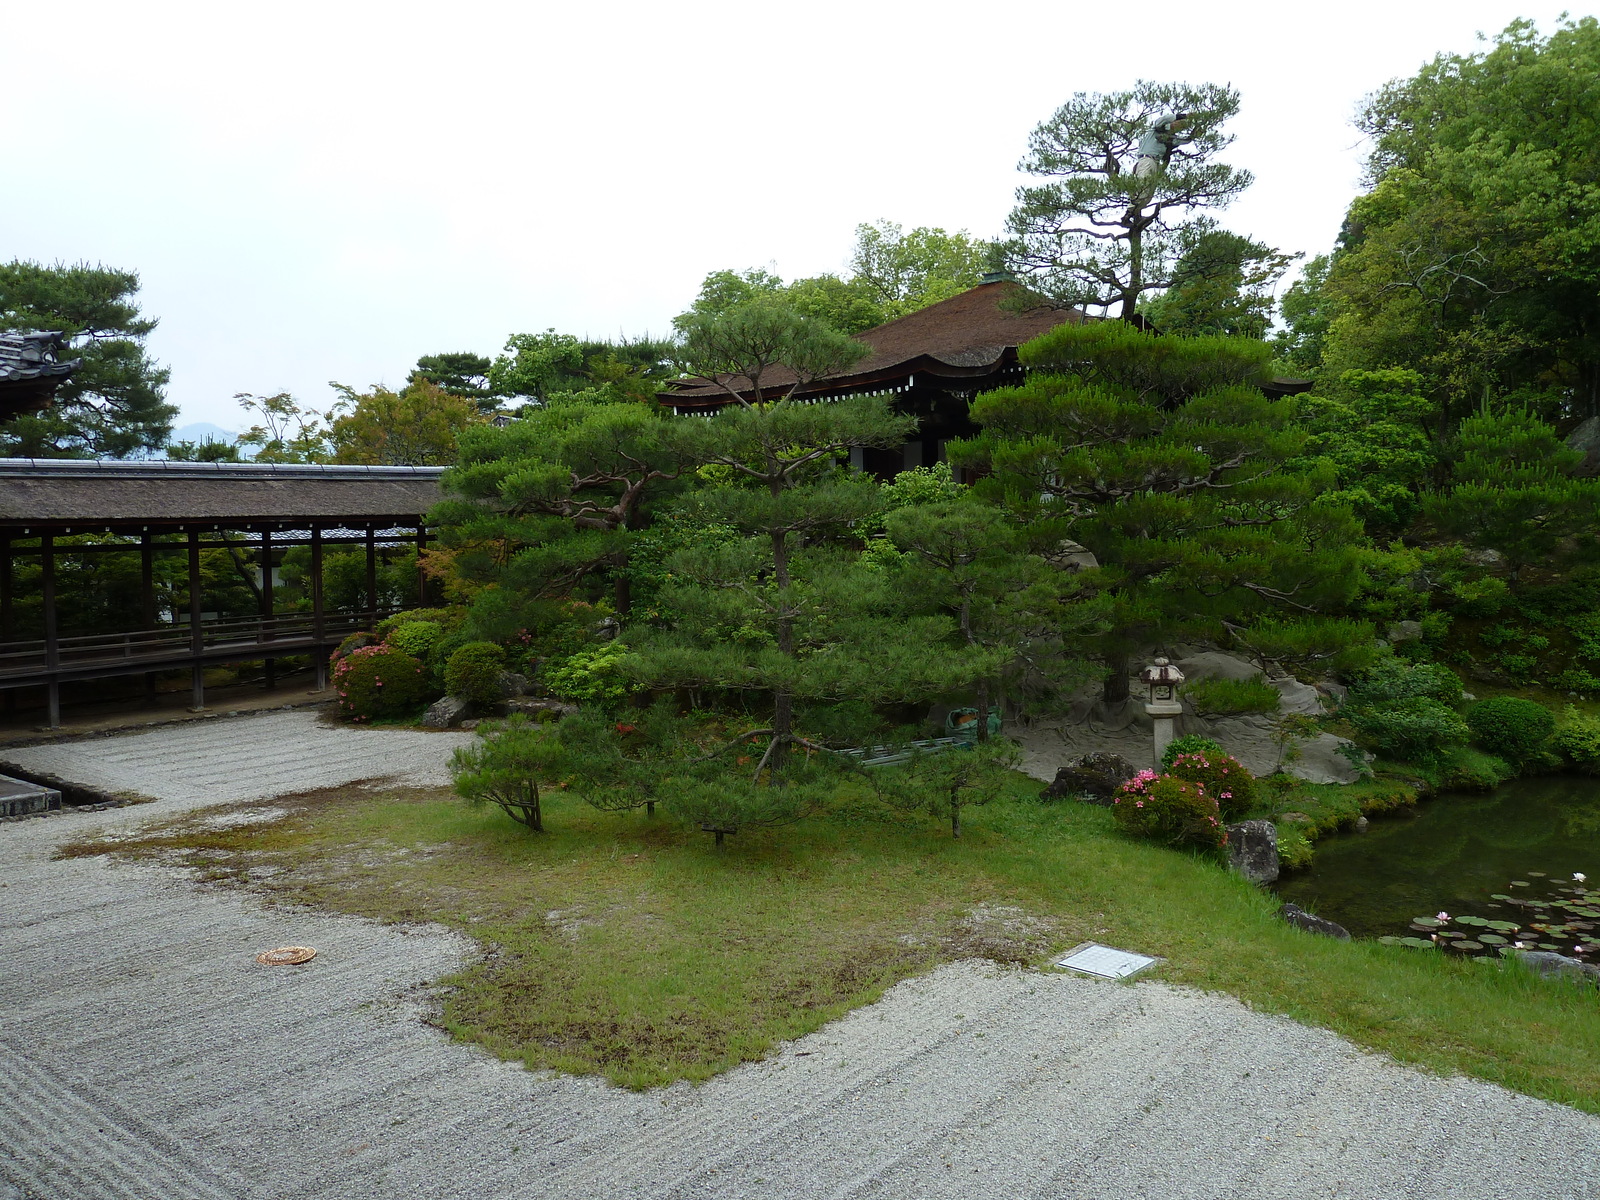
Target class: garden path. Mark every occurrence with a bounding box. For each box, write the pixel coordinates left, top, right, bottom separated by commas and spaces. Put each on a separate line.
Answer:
2, 712, 1597, 1200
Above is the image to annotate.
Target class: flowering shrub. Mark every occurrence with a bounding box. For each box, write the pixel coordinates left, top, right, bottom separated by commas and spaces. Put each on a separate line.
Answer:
1112, 770, 1226, 851
331, 630, 377, 664
1163, 750, 1256, 821
333, 644, 429, 722
1160, 735, 1225, 772
445, 641, 507, 706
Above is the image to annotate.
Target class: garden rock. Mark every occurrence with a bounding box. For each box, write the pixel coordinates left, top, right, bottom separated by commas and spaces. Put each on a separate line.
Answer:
1044, 538, 1099, 573
498, 671, 530, 699
505, 698, 579, 721
1512, 949, 1600, 986
1386, 620, 1424, 643
423, 695, 472, 729
1278, 903, 1351, 940
1225, 820, 1279, 885
1567, 414, 1600, 477
1039, 752, 1139, 804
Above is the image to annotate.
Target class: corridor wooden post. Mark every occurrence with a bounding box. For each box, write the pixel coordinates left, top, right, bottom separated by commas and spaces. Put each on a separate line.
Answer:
261, 529, 276, 690
42, 534, 59, 729
311, 527, 327, 692
188, 530, 205, 712
141, 532, 157, 703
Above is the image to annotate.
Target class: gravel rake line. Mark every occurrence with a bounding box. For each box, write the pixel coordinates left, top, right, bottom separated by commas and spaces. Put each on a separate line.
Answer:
0, 1038, 237, 1200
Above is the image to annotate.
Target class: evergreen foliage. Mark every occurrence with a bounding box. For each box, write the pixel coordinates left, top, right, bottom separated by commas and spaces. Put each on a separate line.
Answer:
1003, 82, 1263, 319
451, 715, 572, 831
0, 260, 175, 457
445, 641, 507, 706
1465, 697, 1555, 765
952, 321, 1369, 702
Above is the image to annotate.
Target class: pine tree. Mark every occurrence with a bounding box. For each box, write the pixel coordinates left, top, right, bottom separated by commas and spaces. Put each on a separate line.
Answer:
950, 320, 1370, 705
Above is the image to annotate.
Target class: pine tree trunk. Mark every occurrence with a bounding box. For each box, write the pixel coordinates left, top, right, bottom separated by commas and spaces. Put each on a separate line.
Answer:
1102, 654, 1131, 704
975, 680, 991, 744
950, 789, 961, 839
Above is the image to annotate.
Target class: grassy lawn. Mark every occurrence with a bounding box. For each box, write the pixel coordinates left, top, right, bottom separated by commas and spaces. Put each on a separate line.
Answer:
62, 776, 1600, 1109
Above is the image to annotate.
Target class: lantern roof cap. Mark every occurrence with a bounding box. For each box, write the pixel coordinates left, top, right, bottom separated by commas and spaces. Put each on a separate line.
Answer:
1140, 657, 1185, 685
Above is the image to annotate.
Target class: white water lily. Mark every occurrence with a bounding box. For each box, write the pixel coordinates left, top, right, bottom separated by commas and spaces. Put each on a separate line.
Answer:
1576, 872, 1588, 883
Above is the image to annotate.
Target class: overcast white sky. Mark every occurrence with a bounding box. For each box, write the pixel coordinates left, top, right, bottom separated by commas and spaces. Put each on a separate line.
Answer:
6, 1, 1591, 432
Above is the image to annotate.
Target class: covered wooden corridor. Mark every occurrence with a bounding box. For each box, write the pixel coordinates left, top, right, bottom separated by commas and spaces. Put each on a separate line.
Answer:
0, 459, 446, 727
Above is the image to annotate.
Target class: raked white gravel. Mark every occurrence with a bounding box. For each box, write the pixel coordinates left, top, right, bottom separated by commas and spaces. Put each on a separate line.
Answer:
2, 711, 1597, 1200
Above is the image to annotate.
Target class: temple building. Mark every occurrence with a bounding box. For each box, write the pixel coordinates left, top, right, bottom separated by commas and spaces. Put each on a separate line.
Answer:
0, 331, 80, 421
661, 279, 1080, 477
661, 279, 1312, 476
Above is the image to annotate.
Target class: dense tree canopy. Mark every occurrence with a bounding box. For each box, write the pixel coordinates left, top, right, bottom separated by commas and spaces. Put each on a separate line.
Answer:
678, 221, 991, 336
0, 261, 175, 457
1298, 18, 1600, 421
951, 320, 1370, 702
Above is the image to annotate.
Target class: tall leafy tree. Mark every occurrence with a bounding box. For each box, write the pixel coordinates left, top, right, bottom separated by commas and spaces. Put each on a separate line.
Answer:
328, 378, 482, 465
1321, 18, 1600, 418
1139, 230, 1298, 338
677, 221, 992, 337
951, 320, 1369, 704
847, 221, 991, 316
0, 261, 175, 457
1003, 82, 1258, 320
489, 331, 673, 406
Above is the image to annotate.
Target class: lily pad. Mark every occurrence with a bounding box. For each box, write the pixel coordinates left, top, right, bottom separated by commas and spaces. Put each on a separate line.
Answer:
1528, 871, 1547, 877
1478, 934, 1508, 945
1511, 881, 1531, 888
1455, 915, 1490, 927
1487, 920, 1519, 932
1398, 937, 1436, 949
1411, 917, 1445, 928
1376, 936, 1402, 946
1450, 940, 1484, 951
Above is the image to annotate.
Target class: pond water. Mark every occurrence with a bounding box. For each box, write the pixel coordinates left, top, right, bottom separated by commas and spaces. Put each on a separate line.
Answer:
1274, 776, 1600, 946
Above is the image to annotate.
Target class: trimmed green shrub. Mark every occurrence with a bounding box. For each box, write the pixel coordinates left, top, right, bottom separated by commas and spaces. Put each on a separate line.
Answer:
542, 642, 633, 707
1466, 696, 1554, 764
1161, 735, 1226, 772
1347, 657, 1465, 707
1181, 675, 1281, 717
1165, 750, 1257, 821
375, 607, 454, 639
1111, 770, 1226, 851
445, 641, 508, 706
385, 619, 442, 659
333, 644, 429, 722
1553, 705, 1600, 773
1346, 696, 1469, 762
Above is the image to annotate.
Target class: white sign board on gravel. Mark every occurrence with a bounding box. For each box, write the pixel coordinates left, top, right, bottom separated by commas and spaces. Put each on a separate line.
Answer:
1056, 942, 1161, 980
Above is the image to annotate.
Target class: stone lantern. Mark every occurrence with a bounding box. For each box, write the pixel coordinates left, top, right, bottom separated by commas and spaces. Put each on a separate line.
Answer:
1140, 656, 1185, 761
